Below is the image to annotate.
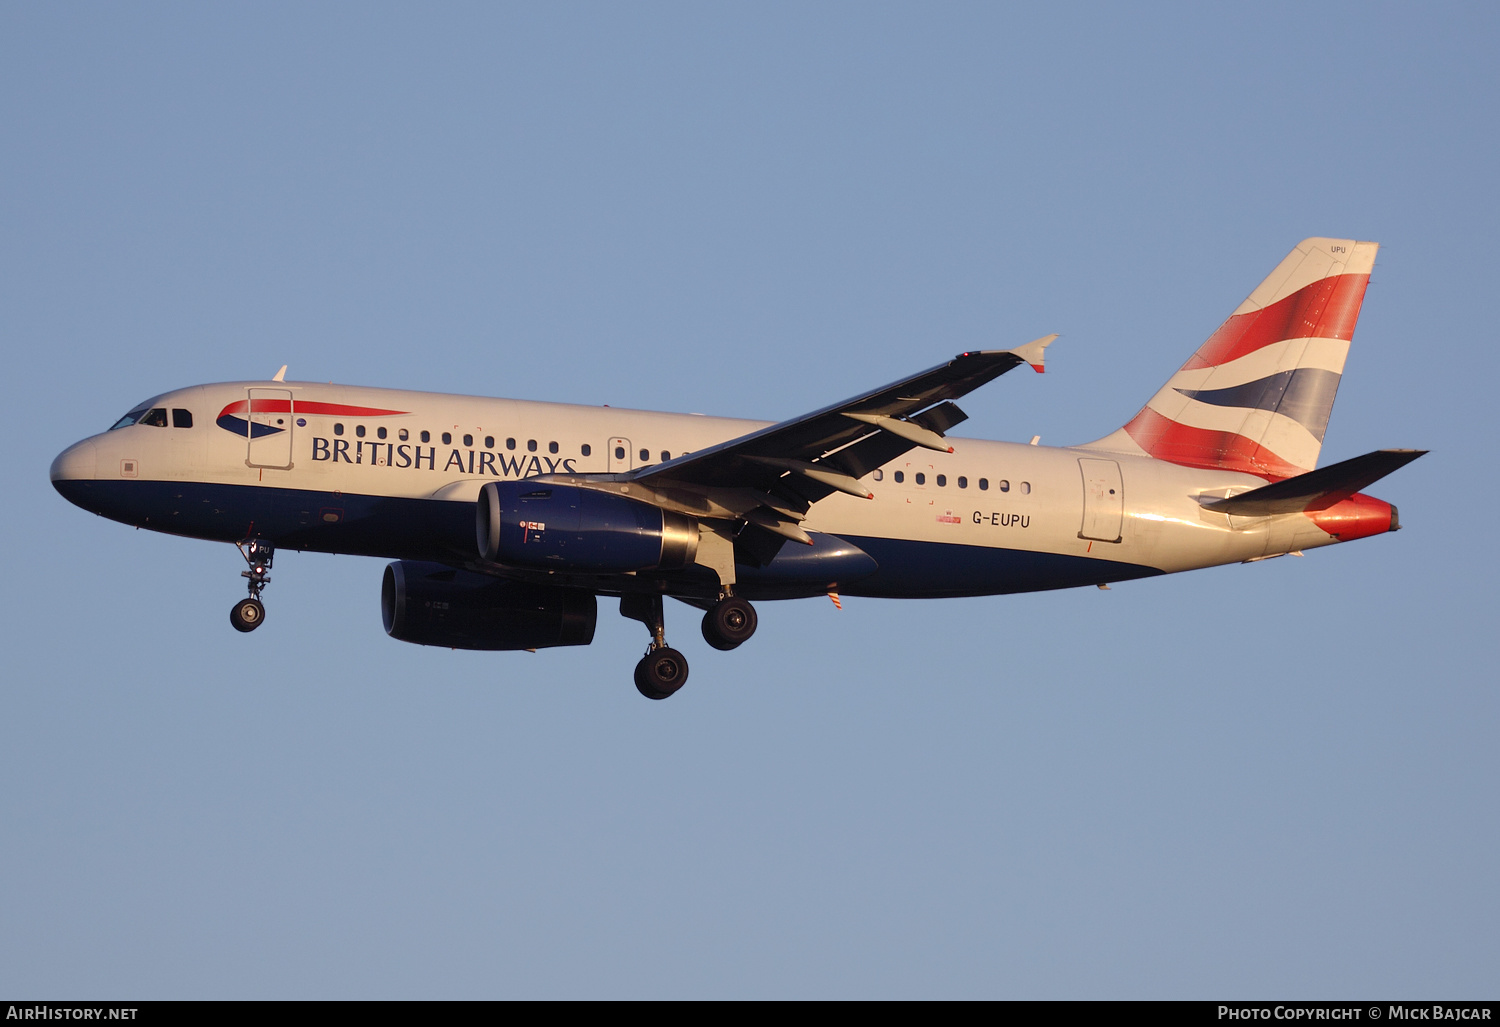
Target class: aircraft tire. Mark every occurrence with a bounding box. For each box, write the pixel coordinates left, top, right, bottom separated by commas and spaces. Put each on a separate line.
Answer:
702, 597, 757, 651
635, 647, 688, 699
634, 661, 669, 700
231, 597, 265, 633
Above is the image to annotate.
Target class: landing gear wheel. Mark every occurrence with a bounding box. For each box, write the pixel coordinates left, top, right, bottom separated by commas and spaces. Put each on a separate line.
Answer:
230, 597, 265, 633
634, 661, 668, 700
702, 597, 757, 651
634, 647, 689, 700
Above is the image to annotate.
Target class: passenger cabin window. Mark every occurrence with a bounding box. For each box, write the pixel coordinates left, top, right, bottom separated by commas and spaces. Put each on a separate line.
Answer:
660, 451, 670, 462
915, 472, 926, 485
958, 476, 967, 488
528, 439, 537, 452
615, 446, 626, 460
442, 432, 452, 445
894, 471, 904, 483
172, 409, 193, 428
484, 436, 494, 449
581, 444, 592, 457
399, 429, 409, 441
979, 478, 989, 490
506, 438, 516, 450
936, 474, 946, 487
463, 434, 473, 447
639, 448, 649, 462
420, 430, 430, 443
549, 441, 559, 454
1020, 481, 1031, 494
334, 423, 345, 436
872, 469, 883, 481
356, 425, 366, 437
377, 427, 387, 439
999, 480, 1010, 492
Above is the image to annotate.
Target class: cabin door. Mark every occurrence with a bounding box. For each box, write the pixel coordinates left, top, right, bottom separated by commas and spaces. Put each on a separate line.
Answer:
246, 388, 294, 469
1078, 458, 1124, 543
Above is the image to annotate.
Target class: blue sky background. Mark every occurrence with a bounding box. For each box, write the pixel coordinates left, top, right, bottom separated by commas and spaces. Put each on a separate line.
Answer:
2, 2, 1495, 998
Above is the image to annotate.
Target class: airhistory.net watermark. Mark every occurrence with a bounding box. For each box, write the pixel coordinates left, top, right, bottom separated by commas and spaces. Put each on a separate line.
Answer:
5, 1008, 137, 1021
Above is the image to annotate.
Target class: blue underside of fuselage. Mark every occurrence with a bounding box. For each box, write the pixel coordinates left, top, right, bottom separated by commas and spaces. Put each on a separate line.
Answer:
52, 478, 1163, 598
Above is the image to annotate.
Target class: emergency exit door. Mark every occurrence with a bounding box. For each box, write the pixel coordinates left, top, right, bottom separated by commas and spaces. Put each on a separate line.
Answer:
608, 437, 632, 473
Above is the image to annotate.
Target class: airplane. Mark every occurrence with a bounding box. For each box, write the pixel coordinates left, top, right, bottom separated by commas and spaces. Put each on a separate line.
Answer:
51, 237, 1424, 700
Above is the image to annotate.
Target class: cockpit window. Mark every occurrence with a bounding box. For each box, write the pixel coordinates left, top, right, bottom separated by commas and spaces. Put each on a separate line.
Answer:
109, 405, 168, 430
172, 409, 193, 428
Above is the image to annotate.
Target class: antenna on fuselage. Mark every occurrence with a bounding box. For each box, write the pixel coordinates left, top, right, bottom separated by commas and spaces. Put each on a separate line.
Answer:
272, 365, 287, 382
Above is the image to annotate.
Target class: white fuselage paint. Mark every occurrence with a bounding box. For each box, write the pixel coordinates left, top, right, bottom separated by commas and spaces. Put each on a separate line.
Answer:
54, 379, 1349, 591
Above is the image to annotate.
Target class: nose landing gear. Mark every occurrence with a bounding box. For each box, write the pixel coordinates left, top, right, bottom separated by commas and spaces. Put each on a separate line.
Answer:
231, 596, 265, 632
230, 538, 274, 633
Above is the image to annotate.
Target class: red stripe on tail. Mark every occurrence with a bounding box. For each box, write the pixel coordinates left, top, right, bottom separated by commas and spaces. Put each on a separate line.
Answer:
1122, 407, 1308, 481
1183, 273, 1370, 371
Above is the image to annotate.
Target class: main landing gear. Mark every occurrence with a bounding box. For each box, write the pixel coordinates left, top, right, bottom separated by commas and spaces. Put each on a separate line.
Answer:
701, 595, 757, 651
620, 593, 687, 700
230, 538, 274, 633
620, 591, 758, 699
634, 646, 689, 701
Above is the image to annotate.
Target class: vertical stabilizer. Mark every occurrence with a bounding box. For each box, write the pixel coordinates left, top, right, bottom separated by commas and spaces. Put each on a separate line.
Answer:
1085, 238, 1378, 480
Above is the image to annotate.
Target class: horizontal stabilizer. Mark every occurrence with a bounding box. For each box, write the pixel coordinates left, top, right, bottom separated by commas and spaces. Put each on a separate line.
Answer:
1200, 449, 1426, 515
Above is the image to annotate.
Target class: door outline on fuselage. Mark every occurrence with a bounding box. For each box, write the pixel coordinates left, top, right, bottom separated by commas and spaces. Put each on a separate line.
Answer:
608, 438, 632, 473
1078, 457, 1123, 543
246, 388, 294, 470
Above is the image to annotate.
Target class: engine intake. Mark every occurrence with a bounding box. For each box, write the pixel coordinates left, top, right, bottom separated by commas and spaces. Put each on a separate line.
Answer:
381, 560, 596, 651
477, 481, 698, 572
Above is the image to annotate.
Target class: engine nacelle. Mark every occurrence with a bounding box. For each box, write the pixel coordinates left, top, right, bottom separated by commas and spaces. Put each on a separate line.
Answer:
381, 560, 596, 651
477, 481, 698, 572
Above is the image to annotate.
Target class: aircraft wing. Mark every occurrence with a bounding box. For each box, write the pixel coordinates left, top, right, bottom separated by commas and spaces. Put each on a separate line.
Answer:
620, 337, 1055, 555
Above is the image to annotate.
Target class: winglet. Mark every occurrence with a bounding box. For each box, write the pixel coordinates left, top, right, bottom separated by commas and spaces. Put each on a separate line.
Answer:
1008, 334, 1057, 373
272, 365, 288, 382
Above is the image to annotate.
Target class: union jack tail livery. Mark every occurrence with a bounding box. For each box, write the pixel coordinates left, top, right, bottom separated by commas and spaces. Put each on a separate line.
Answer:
1089, 237, 1377, 481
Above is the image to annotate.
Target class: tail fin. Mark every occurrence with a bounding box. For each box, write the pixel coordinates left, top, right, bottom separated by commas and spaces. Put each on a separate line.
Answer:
1086, 238, 1378, 480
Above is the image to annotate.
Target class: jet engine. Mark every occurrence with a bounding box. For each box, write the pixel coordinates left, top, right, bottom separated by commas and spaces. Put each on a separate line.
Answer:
476, 481, 698, 572
381, 560, 596, 651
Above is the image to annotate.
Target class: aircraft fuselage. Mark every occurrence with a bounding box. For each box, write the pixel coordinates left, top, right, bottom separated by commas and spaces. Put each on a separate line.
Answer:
51, 379, 1389, 600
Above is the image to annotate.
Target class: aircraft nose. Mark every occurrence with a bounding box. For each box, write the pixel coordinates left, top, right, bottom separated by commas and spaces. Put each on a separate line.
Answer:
51, 438, 98, 486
